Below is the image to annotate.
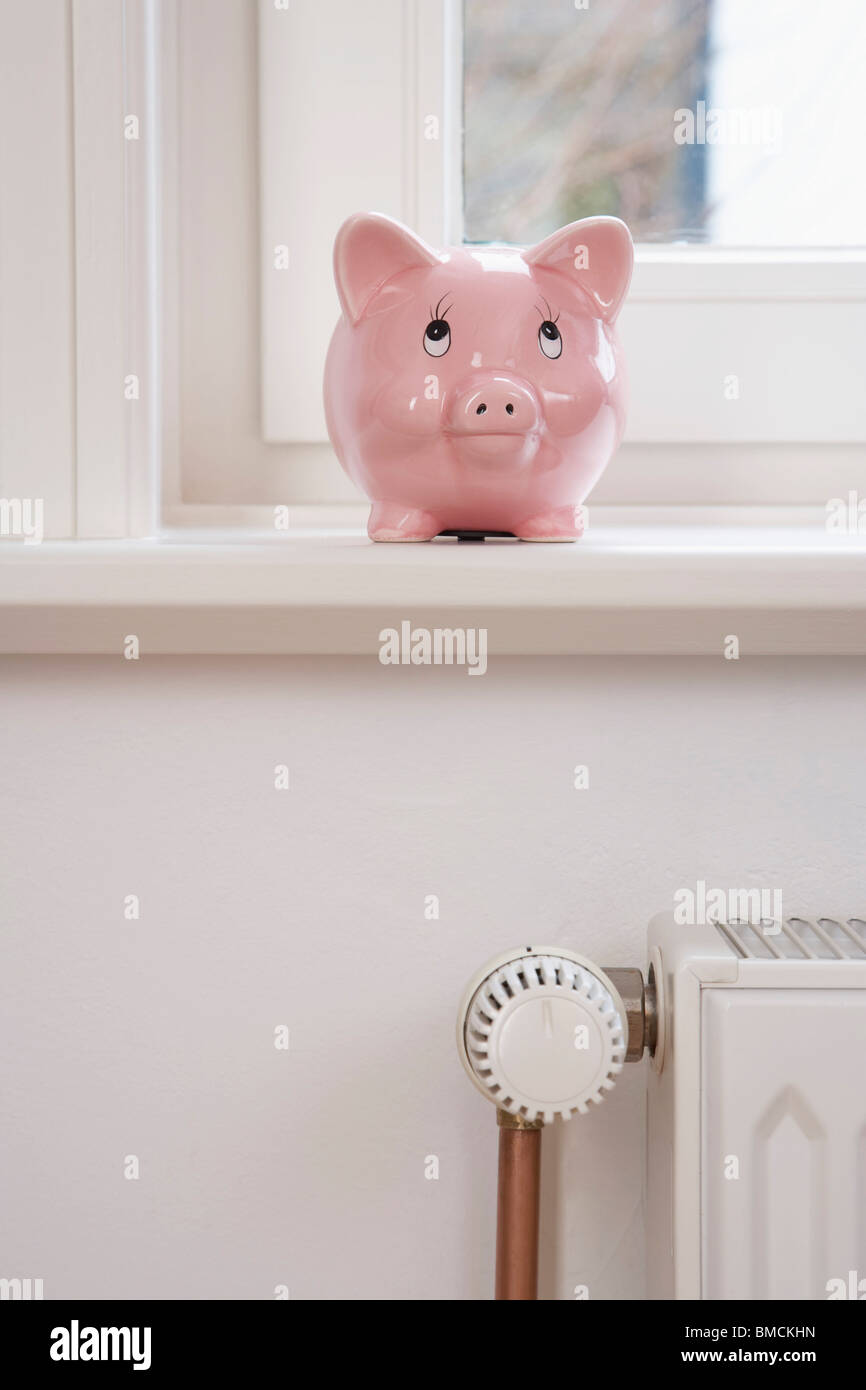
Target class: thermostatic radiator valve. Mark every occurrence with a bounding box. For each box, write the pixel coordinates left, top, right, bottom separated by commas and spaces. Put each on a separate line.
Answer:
458, 946, 654, 1122
457, 946, 655, 1298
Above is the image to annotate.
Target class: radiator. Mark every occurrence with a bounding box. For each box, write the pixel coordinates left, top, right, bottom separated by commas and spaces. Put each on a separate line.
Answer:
647, 910, 866, 1300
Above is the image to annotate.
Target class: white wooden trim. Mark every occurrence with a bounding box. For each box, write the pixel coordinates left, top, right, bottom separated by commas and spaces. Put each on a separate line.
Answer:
3, 516, 866, 656
0, 0, 161, 541
0, 0, 76, 539
160, 439, 866, 524
631, 248, 866, 302
401, 0, 461, 247
442, 0, 464, 246
159, 501, 844, 532
121, 0, 161, 537
620, 297, 866, 444
71, 0, 126, 537
70, 0, 161, 539
156, 0, 180, 514
257, 0, 460, 445
623, 250, 866, 444
258, 0, 406, 442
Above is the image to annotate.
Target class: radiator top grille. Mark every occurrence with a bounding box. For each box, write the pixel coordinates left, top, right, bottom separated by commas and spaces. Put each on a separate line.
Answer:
715, 916, 866, 961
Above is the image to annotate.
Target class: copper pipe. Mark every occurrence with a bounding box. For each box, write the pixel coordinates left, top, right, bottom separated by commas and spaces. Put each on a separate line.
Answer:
494, 1110, 543, 1300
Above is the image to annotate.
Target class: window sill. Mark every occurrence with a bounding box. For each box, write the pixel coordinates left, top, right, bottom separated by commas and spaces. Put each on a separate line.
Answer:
1, 508, 865, 656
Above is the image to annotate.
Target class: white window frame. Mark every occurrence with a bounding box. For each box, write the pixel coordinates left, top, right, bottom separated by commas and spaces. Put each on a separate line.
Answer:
0, 0, 160, 543
256, 0, 866, 448
11, 0, 864, 541
248, 0, 866, 518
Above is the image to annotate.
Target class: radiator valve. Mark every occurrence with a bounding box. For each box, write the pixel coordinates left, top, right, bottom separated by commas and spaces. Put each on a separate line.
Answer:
457, 947, 654, 1124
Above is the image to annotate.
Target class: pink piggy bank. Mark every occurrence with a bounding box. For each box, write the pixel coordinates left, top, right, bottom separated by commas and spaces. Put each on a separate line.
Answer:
324, 212, 633, 542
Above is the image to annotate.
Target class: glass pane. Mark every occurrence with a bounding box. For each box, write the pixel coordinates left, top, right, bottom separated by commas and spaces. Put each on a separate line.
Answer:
463, 0, 866, 246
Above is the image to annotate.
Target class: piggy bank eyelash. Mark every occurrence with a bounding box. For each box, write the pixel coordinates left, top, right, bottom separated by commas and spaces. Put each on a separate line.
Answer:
423, 297, 452, 357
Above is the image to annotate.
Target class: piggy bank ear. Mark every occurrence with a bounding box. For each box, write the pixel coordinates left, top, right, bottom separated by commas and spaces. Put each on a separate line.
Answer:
333, 213, 442, 325
522, 216, 633, 324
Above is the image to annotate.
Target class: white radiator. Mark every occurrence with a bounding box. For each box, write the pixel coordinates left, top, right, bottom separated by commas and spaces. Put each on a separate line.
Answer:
647, 910, 866, 1300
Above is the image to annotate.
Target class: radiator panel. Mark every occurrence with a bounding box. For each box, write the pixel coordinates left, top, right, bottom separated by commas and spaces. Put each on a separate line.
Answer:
647, 912, 866, 1300
701, 990, 866, 1298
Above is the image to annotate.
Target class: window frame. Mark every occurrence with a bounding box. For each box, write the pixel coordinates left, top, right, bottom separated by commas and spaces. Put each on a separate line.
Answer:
44, 0, 866, 539
248, 0, 866, 520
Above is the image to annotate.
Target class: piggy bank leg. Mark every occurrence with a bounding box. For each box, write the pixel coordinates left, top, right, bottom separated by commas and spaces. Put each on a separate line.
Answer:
513, 505, 586, 542
368, 501, 442, 542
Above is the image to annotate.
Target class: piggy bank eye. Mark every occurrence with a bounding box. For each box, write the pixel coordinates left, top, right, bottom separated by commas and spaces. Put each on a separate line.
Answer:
423, 319, 451, 357
538, 320, 562, 359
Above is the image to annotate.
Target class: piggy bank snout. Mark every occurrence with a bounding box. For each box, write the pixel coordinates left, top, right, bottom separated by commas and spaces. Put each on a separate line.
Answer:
447, 375, 540, 436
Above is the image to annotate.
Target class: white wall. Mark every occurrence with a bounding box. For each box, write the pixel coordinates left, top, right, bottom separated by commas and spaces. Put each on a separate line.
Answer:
1, 655, 863, 1300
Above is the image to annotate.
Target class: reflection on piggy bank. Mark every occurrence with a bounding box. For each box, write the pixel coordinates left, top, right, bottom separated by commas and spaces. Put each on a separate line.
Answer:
323, 212, 633, 542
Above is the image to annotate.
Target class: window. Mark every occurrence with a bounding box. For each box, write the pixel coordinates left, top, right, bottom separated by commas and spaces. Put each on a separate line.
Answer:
250, 0, 866, 519
4, 0, 865, 540
464, 0, 866, 247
